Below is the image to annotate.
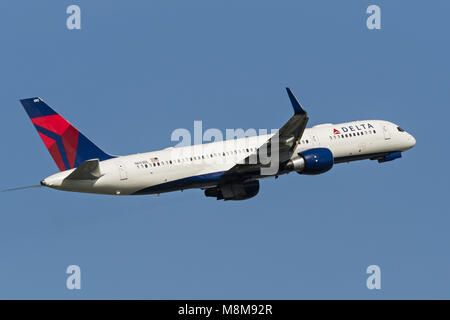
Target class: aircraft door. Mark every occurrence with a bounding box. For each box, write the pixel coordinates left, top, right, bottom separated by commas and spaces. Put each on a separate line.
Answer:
117, 162, 128, 180
306, 134, 320, 146
312, 135, 320, 146
383, 125, 391, 140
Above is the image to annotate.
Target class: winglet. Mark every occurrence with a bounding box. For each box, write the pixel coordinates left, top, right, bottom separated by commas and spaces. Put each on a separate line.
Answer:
286, 88, 306, 115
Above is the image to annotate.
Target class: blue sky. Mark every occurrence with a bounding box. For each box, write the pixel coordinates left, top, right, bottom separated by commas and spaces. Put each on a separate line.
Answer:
0, 0, 449, 299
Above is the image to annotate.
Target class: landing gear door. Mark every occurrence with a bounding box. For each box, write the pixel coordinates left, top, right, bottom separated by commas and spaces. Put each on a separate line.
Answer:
117, 162, 128, 180
383, 125, 391, 140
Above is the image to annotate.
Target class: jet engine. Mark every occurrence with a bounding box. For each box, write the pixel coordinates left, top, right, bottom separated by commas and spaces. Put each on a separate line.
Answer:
205, 180, 260, 201
285, 147, 334, 175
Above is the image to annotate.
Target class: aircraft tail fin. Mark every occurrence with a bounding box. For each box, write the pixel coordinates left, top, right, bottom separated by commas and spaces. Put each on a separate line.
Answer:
20, 97, 114, 171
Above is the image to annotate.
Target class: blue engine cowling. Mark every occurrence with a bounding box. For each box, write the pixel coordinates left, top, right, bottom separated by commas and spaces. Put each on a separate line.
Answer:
298, 147, 334, 175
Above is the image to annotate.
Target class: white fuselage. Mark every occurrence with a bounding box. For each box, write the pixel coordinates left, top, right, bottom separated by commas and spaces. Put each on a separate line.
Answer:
41, 120, 416, 196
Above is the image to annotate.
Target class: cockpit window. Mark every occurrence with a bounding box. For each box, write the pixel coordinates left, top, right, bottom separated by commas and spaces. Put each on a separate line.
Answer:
397, 127, 405, 132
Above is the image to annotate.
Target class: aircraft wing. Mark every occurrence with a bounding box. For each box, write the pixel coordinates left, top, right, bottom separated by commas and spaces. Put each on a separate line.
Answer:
220, 88, 309, 182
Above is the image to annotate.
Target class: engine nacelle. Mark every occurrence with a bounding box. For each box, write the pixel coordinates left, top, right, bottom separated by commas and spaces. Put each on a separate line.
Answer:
286, 147, 334, 175
205, 180, 260, 201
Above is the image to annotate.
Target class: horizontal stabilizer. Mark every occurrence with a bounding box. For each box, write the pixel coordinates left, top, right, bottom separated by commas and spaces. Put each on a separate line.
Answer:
65, 159, 102, 180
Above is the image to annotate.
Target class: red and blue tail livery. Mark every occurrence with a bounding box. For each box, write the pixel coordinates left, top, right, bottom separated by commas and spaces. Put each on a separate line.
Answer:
20, 97, 114, 171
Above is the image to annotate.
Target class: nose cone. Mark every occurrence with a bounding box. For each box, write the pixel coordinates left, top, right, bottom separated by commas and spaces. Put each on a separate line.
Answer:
406, 133, 416, 149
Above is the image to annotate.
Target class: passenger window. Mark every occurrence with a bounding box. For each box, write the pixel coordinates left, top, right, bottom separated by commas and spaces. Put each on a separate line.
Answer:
373, 130, 376, 133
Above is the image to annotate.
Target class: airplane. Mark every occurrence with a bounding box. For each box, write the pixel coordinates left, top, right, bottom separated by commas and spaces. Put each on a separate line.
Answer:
8, 88, 415, 200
